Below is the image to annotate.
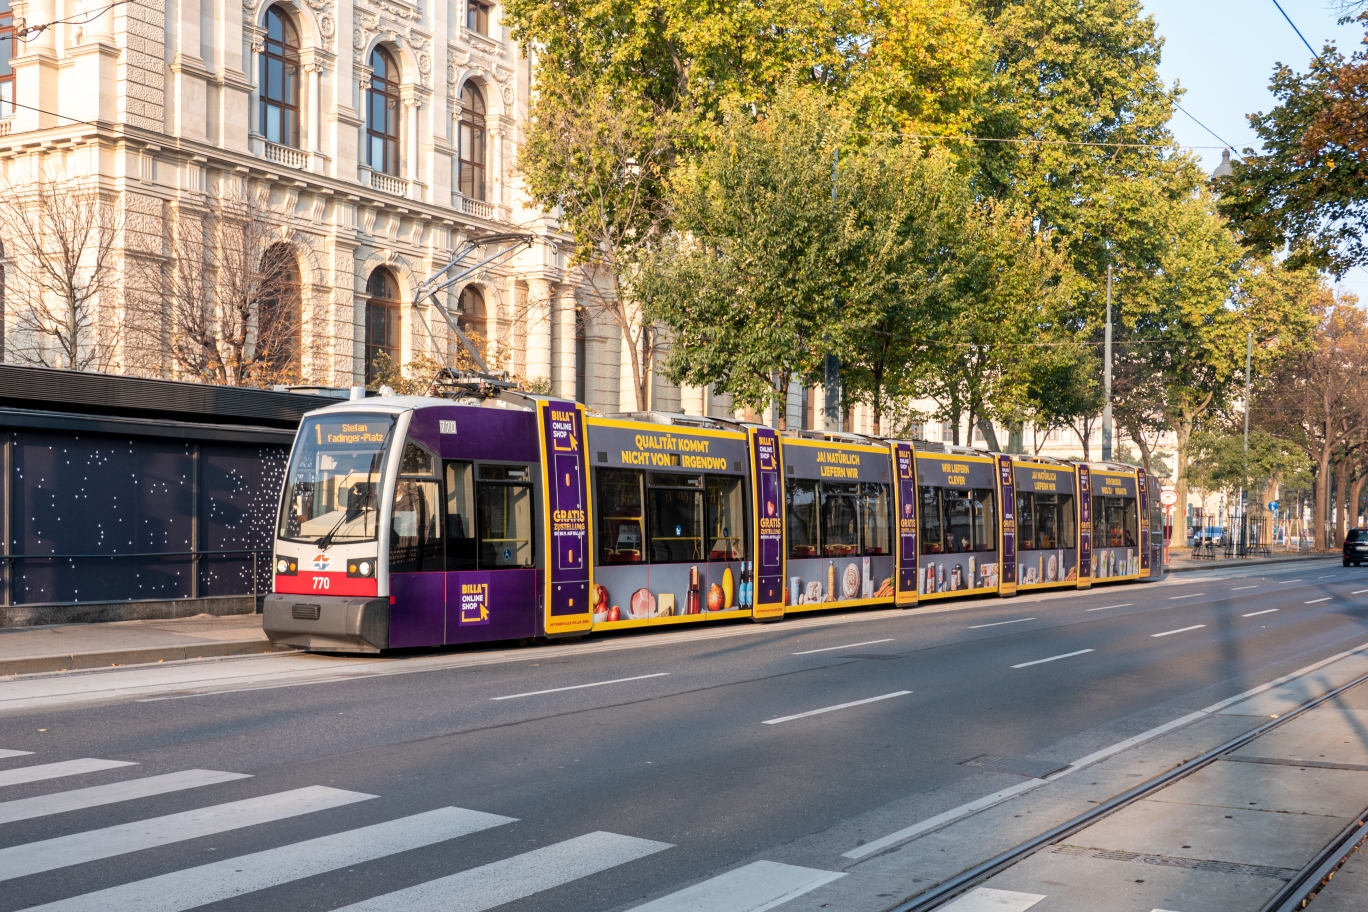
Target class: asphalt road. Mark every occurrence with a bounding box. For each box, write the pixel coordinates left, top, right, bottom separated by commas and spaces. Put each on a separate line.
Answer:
1, 558, 1366, 912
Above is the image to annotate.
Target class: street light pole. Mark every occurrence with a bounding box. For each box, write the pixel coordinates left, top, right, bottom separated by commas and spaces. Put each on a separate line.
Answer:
824, 148, 841, 433
1102, 265, 1113, 462
1241, 331, 1253, 555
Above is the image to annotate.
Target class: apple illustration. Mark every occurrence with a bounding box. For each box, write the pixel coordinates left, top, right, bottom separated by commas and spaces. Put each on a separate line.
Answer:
608, 605, 621, 622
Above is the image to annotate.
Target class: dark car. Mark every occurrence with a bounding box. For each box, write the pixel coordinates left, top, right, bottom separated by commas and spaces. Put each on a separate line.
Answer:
1346, 529, 1368, 567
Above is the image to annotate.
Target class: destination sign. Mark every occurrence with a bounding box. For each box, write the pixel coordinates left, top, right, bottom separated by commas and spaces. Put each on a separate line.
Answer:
311, 416, 393, 447
915, 454, 996, 489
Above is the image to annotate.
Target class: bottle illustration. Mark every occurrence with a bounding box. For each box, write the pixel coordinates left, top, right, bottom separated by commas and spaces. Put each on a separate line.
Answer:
827, 560, 836, 602
687, 565, 700, 614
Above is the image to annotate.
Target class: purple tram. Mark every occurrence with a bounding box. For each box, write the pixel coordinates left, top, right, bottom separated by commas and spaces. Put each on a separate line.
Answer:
263, 391, 1166, 654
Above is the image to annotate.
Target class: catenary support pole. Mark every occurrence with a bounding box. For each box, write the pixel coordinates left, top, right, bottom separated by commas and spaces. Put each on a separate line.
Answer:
1102, 265, 1113, 462
824, 149, 841, 433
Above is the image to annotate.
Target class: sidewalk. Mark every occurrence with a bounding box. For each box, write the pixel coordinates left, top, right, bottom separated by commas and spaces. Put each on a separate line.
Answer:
1165, 548, 1335, 574
0, 614, 290, 677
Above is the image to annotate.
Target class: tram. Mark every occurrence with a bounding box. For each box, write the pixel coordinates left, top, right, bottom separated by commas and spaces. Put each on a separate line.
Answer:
263, 391, 1165, 653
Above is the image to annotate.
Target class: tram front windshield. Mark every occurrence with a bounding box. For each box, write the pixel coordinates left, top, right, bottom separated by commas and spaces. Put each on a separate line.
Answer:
278, 414, 397, 545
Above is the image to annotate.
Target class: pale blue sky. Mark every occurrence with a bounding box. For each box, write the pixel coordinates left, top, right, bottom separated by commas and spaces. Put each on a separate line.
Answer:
1141, 0, 1367, 291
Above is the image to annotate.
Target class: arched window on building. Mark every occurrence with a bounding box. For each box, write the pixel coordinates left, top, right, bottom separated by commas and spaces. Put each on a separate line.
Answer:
458, 82, 486, 200
367, 47, 401, 176
0, 0, 15, 117
258, 244, 302, 381
456, 285, 485, 364
365, 267, 401, 384
259, 7, 301, 148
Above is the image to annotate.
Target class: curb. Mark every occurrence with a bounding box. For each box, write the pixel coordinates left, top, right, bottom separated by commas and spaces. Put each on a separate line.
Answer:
1166, 552, 1338, 574
0, 639, 292, 677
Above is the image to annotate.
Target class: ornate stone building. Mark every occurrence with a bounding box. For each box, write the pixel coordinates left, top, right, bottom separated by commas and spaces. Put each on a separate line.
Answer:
0, 0, 679, 411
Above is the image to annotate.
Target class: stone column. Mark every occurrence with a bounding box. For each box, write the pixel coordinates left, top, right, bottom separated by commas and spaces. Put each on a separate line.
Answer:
525, 278, 553, 389
246, 32, 263, 147
552, 286, 578, 400
307, 62, 322, 152
405, 98, 421, 189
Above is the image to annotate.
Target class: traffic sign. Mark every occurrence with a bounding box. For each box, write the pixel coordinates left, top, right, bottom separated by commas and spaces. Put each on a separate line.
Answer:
1159, 489, 1178, 507
1268, 501, 1279, 512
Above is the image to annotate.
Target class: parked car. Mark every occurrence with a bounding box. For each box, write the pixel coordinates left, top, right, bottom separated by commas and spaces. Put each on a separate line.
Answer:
1345, 529, 1368, 566
1193, 526, 1227, 547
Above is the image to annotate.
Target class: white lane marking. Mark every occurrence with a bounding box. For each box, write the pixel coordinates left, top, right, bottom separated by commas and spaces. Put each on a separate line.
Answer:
1152, 625, 1206, 638
1243, 609, 1279, 618
0, 749, 33, 759
843, 780, 1044, 860
1306, 597, 1333, 604
1011, 649, 1094, 669
23, 807, 515, 912
792, 638, 894, 655
626, 860, 845, 912
1281, 580, 1303, 584
0, 769, 251, 825
942, 888, 1046, 911
1355, 589, 1368, 595
1318, 574, 1337, 578
968, 618, 1036, 629
1085, 603, 1132, 612
0, 785, 373, 882
0, 758, 135, 788
1167, 593, 1205, 600
491, 673, 670, 700
334, 831, 672, 912
1232, 586, 1260, 591
763, 691, 911, 725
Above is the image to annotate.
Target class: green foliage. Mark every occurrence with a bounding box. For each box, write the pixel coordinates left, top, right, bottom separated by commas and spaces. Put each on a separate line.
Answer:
638, 87, 846, 416
1215, 46, 1368, 277
1185, 429, 1311, 498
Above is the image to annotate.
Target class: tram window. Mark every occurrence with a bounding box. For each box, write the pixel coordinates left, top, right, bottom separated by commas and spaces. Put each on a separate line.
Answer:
1016, 493, 1035, 551
943, 491, 973, 553
444, 460, 476, 571
480, 464, 529, 481
648, 473, 704, 563
860, 483, 891, 555
1034, 494, 1059, 549
595, 469, 644, 565
476, 477, 534, 567
390, 479, 442, 572
278, 414, 394, 544
972, 489, 996, 551
1092, 496, 1138, 548
400, 440, 436, 476
1060, 494, 1076, 546
706, 475, 747, 561
787, 480, 818, 559
920, 488, 943, 554
820, 483, 860, 557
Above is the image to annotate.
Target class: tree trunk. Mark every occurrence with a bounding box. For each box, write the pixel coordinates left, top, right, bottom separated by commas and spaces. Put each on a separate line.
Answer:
1172, 420, 1192, 529
1315, 438, 1332, 550
1335, 455, 1351, 547
977, 418, 1001, 452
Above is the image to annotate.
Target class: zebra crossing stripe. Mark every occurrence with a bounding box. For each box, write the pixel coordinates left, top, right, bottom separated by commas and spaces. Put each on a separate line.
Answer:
941, 888, 1046, 911
21, 806, 516, 912
0, 749, 34, 759
0, 769, 252, 825
625, 860, 845, 912
0, 758, 137, 788
0, 785, 373, 882
335, 830, 673, 912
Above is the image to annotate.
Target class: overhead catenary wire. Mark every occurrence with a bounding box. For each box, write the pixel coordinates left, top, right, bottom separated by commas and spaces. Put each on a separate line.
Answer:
1173, 103, 1244, 161
1270, 0, 1323, 62
851, 129, 1227, 152
15, 0, 127, 38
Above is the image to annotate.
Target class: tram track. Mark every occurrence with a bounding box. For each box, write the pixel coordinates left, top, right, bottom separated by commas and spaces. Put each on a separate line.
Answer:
889, 667, 1368, 912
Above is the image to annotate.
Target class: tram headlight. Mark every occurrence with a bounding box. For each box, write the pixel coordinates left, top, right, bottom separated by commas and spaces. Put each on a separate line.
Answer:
347, 559, 375, 578
275, 556, 298, 576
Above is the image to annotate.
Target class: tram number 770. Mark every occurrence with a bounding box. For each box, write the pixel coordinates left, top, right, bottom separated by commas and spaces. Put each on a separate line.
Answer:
312, 576, 330, 591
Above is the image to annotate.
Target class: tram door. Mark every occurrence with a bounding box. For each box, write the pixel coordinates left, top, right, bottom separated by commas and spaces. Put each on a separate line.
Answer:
441, 459, 540, 644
